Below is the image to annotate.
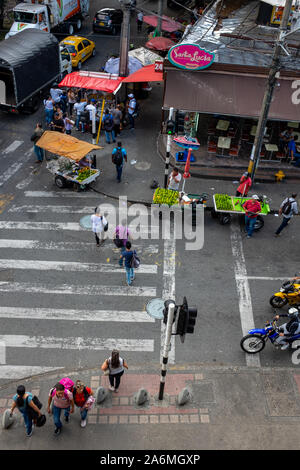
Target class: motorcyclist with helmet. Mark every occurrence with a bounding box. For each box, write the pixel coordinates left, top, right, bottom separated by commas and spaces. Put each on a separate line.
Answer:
274, 307, 300, 350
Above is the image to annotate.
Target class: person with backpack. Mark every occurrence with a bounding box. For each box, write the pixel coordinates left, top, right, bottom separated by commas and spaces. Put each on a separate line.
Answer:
102, 108, 116, 144
72, 380, 94, 428
47, 381, 75, 436
101, 349, 128, 392
10, 385, 43, 437
119, 240, 139, 286
112, 141, 127, 182
275, 193, 298, 237
114, 219, 130, 248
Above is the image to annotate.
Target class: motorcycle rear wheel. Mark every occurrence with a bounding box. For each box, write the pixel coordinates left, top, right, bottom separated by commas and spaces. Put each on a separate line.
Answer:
240, 334, 265, 354
269, 295, 288, 308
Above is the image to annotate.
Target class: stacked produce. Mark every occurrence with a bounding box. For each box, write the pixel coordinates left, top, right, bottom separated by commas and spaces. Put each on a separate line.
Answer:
214, 194, 234, 211
153, 188, 179, 206
76, 168, 97, 182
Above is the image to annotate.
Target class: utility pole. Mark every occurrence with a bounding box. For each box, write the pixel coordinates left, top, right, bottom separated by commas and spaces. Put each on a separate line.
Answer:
119, 1, 131, 77
157, 0, 163, 36
159, 301, 175, 400
247, 0, 293, 182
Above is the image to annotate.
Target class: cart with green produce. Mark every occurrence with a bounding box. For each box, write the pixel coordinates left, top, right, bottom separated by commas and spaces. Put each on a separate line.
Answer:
212, 193, 271, 229
35, 131, 102, 190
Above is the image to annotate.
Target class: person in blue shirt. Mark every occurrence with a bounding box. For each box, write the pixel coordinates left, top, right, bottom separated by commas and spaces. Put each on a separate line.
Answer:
10, 385, 42, 437
288, 136, 300, 166
102, 108, 116, 144
119, 241, 135, 286
112, 141, 127, 182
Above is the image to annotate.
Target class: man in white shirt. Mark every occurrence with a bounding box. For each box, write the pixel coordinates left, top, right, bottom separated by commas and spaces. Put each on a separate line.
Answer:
50, 87, 63, 104
74, 99, 87, 131
91, 210, 108, 246
127, 94, 136, 130
167, 167, 182, 191
85, 99, 96, 121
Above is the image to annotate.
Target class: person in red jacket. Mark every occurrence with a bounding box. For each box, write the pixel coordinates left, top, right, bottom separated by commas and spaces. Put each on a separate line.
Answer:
236, 172, 252, 197
242, 195, 261, 239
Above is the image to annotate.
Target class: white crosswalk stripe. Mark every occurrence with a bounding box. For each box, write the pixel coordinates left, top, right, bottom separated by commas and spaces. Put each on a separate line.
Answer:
0, 189, 163, 379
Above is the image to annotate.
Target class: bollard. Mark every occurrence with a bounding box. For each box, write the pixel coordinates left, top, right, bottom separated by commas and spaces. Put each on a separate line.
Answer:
2, 409, 15, 429
177, 387, 191, 406
134, 388, 149, 406
96, 386, 108, 404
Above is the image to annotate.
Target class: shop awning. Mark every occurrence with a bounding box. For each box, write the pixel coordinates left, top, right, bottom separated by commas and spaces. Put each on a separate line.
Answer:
146, 37, 175, 51
163, 68, 300, 122
36, 131, 101, 161
143, 15, 183, 33
122, 64, 163, 83
59, 71, 124, 94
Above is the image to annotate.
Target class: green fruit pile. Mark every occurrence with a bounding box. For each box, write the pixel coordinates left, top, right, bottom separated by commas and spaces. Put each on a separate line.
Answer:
76, 168, 97, 182
153, 188, 179, 206
214, 194, 234, 211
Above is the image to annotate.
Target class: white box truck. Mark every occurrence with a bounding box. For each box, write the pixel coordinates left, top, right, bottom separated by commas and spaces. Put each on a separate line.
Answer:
5, 0, 89, 39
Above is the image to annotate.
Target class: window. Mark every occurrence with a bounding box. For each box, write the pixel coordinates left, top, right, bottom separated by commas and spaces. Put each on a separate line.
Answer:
82, 40, 90, 48
77, 42, 84, 52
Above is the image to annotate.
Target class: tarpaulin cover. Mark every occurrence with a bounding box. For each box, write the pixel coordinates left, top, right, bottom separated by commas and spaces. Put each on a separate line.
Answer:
36, 131, 101, 161
122, 64, 163, 82
59, 71, 124, 94
143, 15, 183, 33
128, 47, 162, 65
146, 37, 175, 51
0, 29, 60, 105
104, 56, 143, 75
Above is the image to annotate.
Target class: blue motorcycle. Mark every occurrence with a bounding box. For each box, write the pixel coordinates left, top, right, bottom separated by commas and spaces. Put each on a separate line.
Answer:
240, 308, 300, 354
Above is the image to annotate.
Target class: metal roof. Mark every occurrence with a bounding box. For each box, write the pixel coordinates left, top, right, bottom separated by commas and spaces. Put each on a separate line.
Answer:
179, 0, 300, 73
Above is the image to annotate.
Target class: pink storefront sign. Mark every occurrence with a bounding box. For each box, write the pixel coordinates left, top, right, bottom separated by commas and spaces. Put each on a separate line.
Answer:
168, 43, 214, 71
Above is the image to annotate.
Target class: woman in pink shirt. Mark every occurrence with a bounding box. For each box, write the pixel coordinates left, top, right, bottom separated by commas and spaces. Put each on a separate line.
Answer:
47, 382, 74, 436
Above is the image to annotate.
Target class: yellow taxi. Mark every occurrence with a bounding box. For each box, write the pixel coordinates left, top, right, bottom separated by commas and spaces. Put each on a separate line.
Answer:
59, 36, 96, 70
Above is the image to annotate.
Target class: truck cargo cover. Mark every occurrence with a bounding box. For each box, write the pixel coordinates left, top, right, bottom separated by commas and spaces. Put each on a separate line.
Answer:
0, 29, 60, 104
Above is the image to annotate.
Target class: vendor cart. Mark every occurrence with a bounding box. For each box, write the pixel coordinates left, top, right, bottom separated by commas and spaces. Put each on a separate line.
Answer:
212, 194, 270, 230
35, 131, 102, 190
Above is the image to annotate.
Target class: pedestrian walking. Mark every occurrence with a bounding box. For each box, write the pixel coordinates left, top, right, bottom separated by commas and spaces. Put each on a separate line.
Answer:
102, 108, 116, 143
44, 96, 54, 125
167, 167, 182, 191
111, 104, 123, 137
91, 209, 108, 246
127, 94, 136, 130
101, 349, 128, 392
74, 97, 87, 131
10, 385, 43, 437
137, 11, 143, 32
236, 172, 252, 197
47, 382, 75, 436
112, 141, 127, 182
114, 219, 130, 248
72, 380, 95, 428
242, 195, 262, 239
31, 123, 44, 163
275, 193, 298, 237
119, 240, 139, 286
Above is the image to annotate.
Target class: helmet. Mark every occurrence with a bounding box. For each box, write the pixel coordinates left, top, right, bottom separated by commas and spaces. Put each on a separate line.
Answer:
288, 307, 299, 315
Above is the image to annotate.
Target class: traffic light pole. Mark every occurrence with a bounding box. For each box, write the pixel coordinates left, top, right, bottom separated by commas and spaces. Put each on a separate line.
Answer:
159, 302, 175, 401
247, 0, 293, 182
164, 107, 174, 189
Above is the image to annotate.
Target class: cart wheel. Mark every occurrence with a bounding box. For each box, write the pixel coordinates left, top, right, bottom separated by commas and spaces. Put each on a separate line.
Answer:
219, 214, 231, 225
254, 215, 264, 231
55, 175, 66, 189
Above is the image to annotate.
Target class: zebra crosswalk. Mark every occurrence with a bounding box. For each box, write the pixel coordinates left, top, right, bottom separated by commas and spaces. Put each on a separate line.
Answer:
0, 189, 169, 381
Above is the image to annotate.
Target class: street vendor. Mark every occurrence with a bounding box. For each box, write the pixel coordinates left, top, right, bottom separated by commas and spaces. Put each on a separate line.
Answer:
242, 195, 261, 239
78, 156, 92, 169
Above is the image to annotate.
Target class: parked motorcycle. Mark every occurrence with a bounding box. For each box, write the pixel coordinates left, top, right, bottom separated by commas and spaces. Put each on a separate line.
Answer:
240, 307, 300, 354
269, 279, 300, 308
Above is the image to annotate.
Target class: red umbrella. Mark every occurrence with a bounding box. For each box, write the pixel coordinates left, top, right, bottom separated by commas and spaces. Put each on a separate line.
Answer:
143, 15, 183, 33
146, 37, 175, 51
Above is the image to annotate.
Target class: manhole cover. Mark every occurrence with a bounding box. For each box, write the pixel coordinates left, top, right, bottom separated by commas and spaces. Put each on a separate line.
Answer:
135, 162, 151, 171
146, 298, 164, 319
80, 214, 93, 229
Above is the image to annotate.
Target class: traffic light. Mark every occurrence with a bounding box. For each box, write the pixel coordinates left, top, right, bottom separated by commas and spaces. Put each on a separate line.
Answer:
166, 119, 176, 135
163, 299, 177, 324
176, 297, 198, 342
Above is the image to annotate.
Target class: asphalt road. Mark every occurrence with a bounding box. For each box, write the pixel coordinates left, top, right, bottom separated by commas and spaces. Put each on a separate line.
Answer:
0, 0, 299, 386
